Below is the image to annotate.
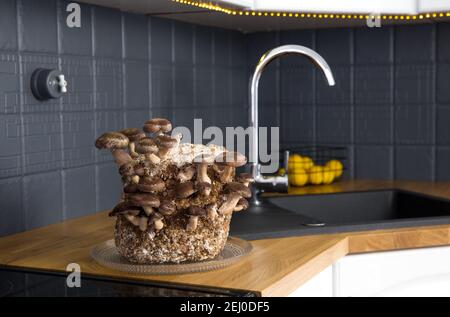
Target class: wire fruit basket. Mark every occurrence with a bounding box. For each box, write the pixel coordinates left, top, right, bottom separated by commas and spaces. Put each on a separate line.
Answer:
279, 146, 347, 187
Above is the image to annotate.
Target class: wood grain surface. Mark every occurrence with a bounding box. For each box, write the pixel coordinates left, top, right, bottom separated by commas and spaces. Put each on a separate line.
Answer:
2, 180, 450, 296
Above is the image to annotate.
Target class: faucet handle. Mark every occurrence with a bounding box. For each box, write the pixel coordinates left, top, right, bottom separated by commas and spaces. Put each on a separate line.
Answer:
283, 150, 290, 174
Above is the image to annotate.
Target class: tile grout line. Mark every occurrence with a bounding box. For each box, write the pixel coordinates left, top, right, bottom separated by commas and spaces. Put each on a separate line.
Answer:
148, 16, 152, 118
91, 6, 100, 213
56, 0, 66, 221
121, 12, 126, 126
432, 24, 437, 182
16, 0, 27, 231
390, 26, 396, 180
349, 28, 355, 179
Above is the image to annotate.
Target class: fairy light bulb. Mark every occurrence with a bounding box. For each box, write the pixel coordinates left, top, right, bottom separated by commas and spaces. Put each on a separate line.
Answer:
171, 0, 450, 22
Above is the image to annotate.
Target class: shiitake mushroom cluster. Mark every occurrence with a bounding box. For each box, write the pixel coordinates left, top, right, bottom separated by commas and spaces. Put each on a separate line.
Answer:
95, 118, 253, 235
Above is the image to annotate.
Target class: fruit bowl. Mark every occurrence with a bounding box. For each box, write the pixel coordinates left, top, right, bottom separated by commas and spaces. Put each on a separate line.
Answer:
278, 146, 347, 187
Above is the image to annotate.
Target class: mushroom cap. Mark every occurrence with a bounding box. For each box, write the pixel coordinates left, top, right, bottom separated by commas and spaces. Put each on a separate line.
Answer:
218, 192, 242, 215
143, 118, 172, 134
159, 200, 176, 215
237, 173, 255, 183
135, 137, 158, 154
119, 128, 146, 142
214, 151, 247, 167
176, 181, 197, 199
237, 198, 249, 210
109, 201, 143, 217
118, 162, 134, 176
137, 176, 165, 193
155, 134, 178, 148
188, 205, 207, 216
224, 182, 252, 198
123, 183, 138, 193
177, 165, 196, 182
125, 192, 160, 207
95, 132, 129, 150
150, 212, 164, 224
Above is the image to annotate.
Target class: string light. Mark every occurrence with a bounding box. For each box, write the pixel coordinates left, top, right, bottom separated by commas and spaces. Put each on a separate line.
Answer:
171, 0, 450, 21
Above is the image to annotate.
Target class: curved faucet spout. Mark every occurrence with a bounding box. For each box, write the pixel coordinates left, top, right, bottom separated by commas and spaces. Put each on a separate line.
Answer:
249, 45, 335, 202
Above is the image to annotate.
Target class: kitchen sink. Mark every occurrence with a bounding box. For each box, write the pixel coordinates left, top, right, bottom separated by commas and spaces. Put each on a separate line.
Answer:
230, 190, 450, 240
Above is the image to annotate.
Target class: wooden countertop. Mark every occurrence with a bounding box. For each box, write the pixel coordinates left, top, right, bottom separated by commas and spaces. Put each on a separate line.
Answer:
2, 180, 450, 296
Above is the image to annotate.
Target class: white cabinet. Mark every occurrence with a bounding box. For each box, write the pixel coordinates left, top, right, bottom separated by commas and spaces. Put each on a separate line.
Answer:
334, 246, 450, 297
288, 266, 333, 297
288, 246, 450, 297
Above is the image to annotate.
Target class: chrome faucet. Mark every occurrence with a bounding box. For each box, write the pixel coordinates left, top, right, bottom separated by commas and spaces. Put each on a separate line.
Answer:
249, 45, 335, 205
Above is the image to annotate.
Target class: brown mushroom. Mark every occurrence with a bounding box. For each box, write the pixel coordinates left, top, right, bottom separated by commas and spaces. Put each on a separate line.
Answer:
151, 212, 164, 230
143, 118, 172, 135
120, 128, 146, 158
134, 164, 146, 176
95, 132, 131, 166
234, 198, 249, 212
125, 192, 159, 216
109, 201, 142, 217
236, 173, 254, 187
158, 200, 176, 216
155, 134, 178, 158
206, 203, 218, 220
175, 181, 197, 199
135, 137, 160, 164
137, 176, 165, 193
177, 165, 196, 182
218, 192, 242, 215
195, 181, 212, 196
224, 182, 252, 198
186, 206, 207, 232
214, 151, 247, 183
123, 183, 138, 193
119, 162, 134, 177
194, 154, 214, 185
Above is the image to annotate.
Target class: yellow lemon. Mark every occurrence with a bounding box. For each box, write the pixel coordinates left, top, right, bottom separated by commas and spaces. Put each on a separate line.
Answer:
308, 165, 324, 185
322, 166, 335, 184
288, 154, 303, 172
277, 167, 286, 176
289, 168, 308, 186
301, 156, 314, 170
326, 160, 343, 178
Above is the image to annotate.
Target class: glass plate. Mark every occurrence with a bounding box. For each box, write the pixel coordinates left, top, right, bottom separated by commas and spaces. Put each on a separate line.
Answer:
91, 237, 252, 275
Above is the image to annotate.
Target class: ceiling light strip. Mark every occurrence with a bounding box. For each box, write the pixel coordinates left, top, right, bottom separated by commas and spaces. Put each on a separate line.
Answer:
171, 0, 450, 20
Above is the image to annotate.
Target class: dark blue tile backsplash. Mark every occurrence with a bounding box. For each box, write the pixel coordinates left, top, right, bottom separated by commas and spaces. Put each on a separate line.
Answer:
1, 0, 450, 236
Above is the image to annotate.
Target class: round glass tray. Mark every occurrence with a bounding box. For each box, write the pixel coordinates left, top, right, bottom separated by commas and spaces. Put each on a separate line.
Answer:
91, 237, 252, 275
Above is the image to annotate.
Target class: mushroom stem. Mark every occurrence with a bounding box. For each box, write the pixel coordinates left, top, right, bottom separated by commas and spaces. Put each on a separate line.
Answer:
197, 163, 211, 184
131, 175, 140, 184
219, 166, 234, 183
146, 153, 161, 164
186, 216, 199, 232
139, 216, 148, 231
128, 142, 139, 158
143, 206, 154, 216
153, 219, 164, 230
206, 203, 218, 220
218, 193, 242, 215
125, 214, 140, 226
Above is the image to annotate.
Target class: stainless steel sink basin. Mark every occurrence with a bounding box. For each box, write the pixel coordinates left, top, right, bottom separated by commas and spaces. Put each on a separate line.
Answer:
230, 190, 450, 240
